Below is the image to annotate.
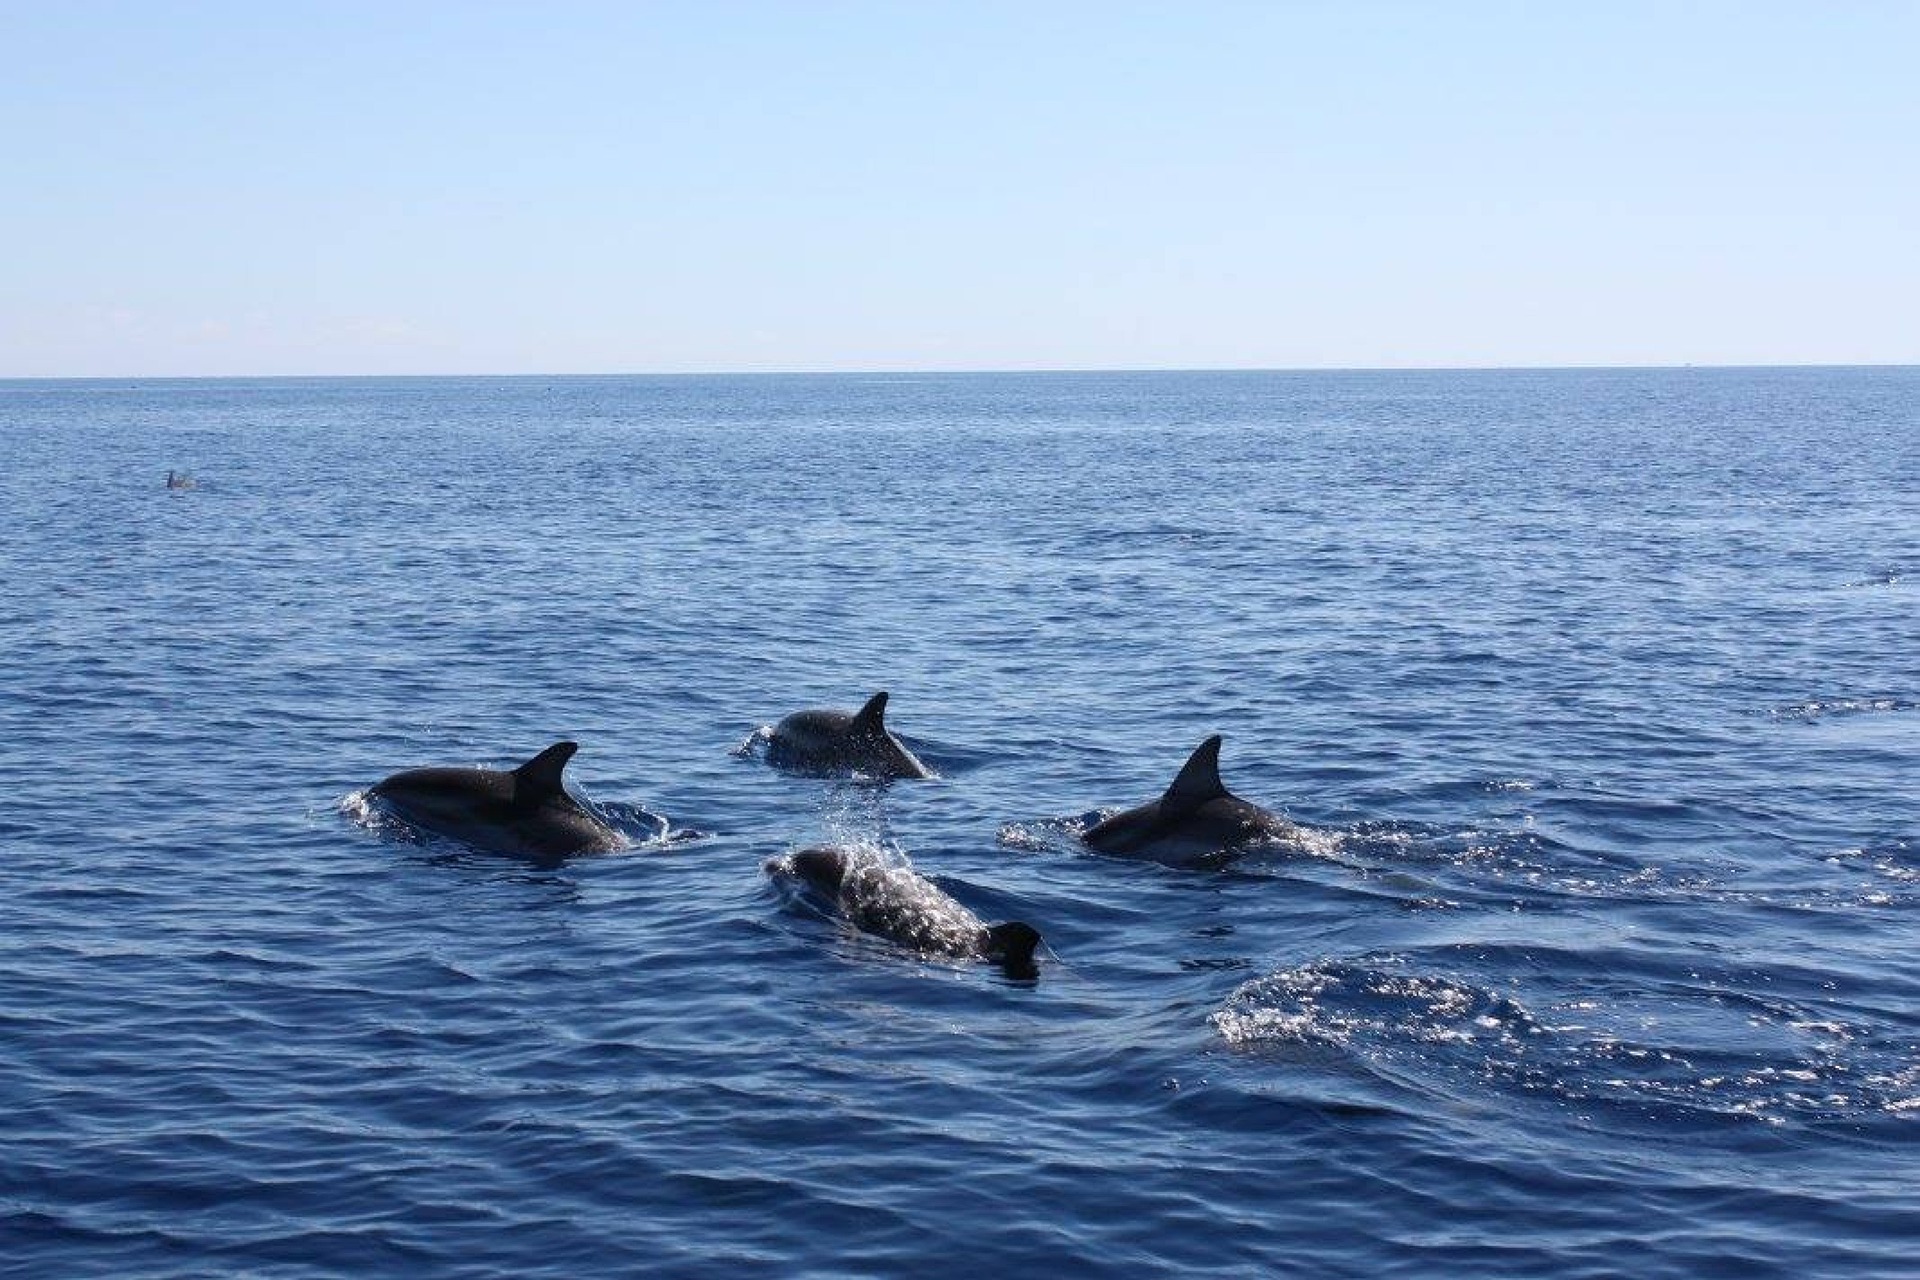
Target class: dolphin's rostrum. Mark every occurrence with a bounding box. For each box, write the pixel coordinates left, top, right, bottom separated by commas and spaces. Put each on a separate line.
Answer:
1081, 735, 1297, 866
367, 741, 624, 858
765, 691, 933, 779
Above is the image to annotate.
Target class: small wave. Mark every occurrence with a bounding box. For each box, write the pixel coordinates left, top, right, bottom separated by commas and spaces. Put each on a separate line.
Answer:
997, 810, 1115, 856
338, 788, 413, 840
590, 800, 704, 848
1214, 955, 1920, 1126
1333, 820, 1650, 899
995, 820, 1069, 853
1822, 842, 1918, 887
1256, 823, 1346, 861
1213, 961, 1535, 1053
1074, 522, 1240, 548
730, 725, 774, 758
1767, 696, 1915, 721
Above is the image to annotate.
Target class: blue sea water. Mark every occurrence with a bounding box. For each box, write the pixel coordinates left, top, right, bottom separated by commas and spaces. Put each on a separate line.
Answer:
1, 367, 1915, 1278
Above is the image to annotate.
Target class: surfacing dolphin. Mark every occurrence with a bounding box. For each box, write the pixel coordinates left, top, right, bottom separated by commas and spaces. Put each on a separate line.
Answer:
765, 691, 933, 779
766, 845, 1041, 979
1082, 735, 1297, 867
368, 741, 623, 858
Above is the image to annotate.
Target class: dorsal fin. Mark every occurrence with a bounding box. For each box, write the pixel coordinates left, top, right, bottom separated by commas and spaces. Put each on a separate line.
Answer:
851, 691, 889, 734
1162, 735, 1229, 809
512, 741, 578, 802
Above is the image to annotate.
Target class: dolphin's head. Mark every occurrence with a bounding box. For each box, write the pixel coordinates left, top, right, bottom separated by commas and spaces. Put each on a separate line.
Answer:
784, 846, 851, 895
983, 921, 1042, 980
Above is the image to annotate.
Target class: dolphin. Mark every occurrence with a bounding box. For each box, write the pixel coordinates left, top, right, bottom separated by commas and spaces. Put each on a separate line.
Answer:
367, 741, 624, 858
1082, 735, 1297, 866
765, 691, 932, 779
767, 845, 1042, 979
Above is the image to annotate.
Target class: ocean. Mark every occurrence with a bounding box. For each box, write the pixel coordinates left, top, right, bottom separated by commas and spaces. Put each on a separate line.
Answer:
2, 368, 1914, 1277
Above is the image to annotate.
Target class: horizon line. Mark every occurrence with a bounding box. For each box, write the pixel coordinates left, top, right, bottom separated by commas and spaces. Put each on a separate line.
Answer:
3, 360, 1917, 384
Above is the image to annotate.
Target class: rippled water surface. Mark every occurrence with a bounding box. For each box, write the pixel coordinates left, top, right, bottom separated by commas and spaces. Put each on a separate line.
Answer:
3, 369, 1916, 1277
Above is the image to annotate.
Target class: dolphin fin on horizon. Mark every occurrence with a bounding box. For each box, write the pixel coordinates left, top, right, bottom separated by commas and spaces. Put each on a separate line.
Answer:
1161, 735, 1229, 811
512, 741, 579, 804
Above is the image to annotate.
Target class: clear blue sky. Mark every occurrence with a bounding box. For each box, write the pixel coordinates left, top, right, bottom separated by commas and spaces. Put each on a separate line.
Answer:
3, 2, 1915, 376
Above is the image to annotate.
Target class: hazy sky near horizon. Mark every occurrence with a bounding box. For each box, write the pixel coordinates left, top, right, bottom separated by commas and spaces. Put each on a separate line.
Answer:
4, 2, 1916, 377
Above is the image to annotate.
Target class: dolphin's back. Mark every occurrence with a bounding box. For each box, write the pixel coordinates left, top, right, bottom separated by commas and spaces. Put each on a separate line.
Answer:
367, 742, 618, 857
768, 708, 853, 750
765, 692, 932, 779
371, 765, 515, 817
1082, 736, 1291, 865
374, 764, 507, 795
